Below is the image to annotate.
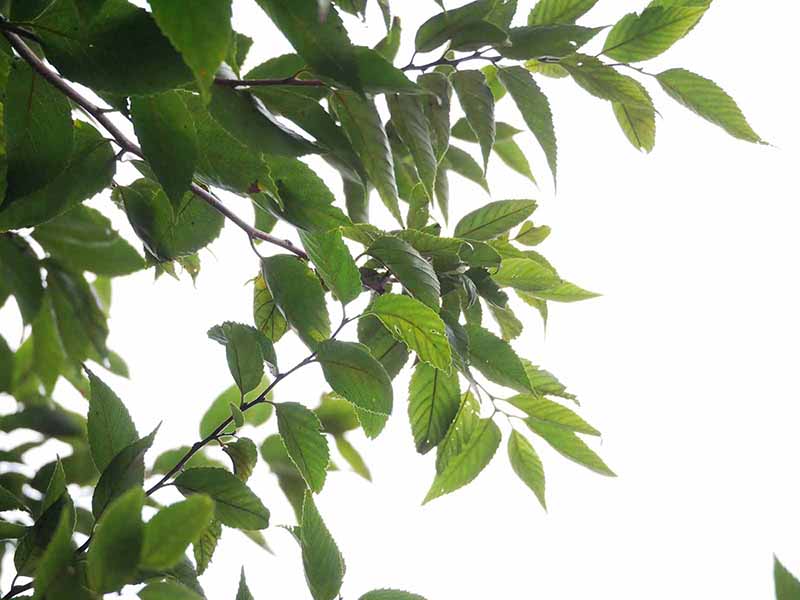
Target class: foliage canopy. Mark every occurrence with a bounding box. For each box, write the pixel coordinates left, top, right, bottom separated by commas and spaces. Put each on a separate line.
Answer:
0, 0, 774, 598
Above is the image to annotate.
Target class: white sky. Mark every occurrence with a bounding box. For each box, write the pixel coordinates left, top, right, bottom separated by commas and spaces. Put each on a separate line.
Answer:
2, 1, 800, 599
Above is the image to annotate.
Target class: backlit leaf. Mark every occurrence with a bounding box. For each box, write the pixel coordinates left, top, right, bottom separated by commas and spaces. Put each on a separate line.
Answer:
175, 468, 270, 530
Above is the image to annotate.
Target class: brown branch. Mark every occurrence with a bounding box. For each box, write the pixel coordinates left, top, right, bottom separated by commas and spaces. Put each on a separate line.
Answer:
2, 30, 309, 261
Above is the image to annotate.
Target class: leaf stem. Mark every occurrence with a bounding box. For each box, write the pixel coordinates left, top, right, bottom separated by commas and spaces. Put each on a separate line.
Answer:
1, 30, 309, 261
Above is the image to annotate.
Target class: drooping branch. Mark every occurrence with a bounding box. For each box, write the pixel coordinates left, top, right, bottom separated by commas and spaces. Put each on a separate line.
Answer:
1, 30, 309, 261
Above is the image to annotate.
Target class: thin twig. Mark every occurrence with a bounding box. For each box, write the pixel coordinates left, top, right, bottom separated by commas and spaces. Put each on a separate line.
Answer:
214, 76, 326, 88
402, 49, 503, 72
1, 30, 308, 261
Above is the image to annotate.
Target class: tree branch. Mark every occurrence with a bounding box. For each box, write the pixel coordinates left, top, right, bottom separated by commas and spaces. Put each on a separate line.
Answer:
1, 30, 309, 261
214, 76, 326, 88
401, 49, 503, 72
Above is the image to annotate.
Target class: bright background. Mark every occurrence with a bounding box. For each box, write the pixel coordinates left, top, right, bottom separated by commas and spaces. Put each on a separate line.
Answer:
2, 1, 800, 599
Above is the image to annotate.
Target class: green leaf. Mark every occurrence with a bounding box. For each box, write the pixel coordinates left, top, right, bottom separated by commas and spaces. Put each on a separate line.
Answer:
139, 581, 204, 600
454, 200, 536, 241
299, 229, 362, 305
0, 122, 115, 231
466, 324, 533, 393
0, 483, 28, 512
656, 68, 764, 144
4, 60, 73, 199
775, 556, 800, 600
254, 273, 289, 342
528, 0, 599, 25
613, 79, 656, 152
300, 491, 345, 600
452, 70, 495, 172
208, 321, 277, 395
356, 315, 410, 379
450, 20, 510, 52
424, 392, 501, 503
230, 403, 245, 428
388, 94, 437, 202
0, 233, 43, 324
334, 435, 371, 481
499, 24, 601, 60
360, 592, 427, 600
256, 0, 361, 92
199, 381, 273, 439
92, 427, 158, 518
561, 54, 653, 108
148, 0, 232, 95
498, 66, 557, 181
261, 254, 331, 349
415, 0, 495, 52
87, 487, 144, 593
32, 506, 74, 599
46, 262, 108, 363
507, 430, 546, 509
117, 179, 223, 262
352, 47, 424, 95
452, 119, 522, 143
87, 369, 139, 474
192, 519, 222, 575
130, 92, 198, 207
276, 402, 330, 493
602, 5, 707, 63
367, 236, 440, 308
236, 568, 256, 600
140, 495, 215, 571
418, 72, 452, 164
408, 362, 461, 454
526, 421, 615, 476
151, 447, 225, 476
0, 520, 27, 540
443, 145, 489, 193
32, 206, 145, 276
488, 302, 523, 340
37, 0, 193, 95
492, 257, 561, 292
317, 340, 393, 416
506, 395, 599, 434
331, 92, 401, 225
365, 294, 452, 372
174, 467, 270, 530
208, 70, 317, 158
224, 438, 259, 482
493, 138, 536, 183
375, 16, 402, 61
525, 279, 600, 302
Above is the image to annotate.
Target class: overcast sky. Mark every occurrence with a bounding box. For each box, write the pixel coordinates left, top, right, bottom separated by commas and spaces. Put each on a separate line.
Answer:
2, 1, 799, 599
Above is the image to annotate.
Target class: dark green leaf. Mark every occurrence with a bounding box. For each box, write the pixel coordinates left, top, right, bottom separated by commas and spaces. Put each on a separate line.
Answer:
360, 591, 427, 600
299, 229, 362, 305
466, 324, 532, 393
0, 233, 42, 324
0, 520, 27, 539
4, 60, 73, 199
87, 487, 144, 593
174, 467, 270, 530
139, 581, 204, 600
454, 199, 536, 241
334, 435, 371, 481
656, 68, 764, 144
526, 420, 615, 475
0, 122, 115, 231
140, 495, 215, 570
87, 369, 139, 473
507, 430, 546, 508
331, 92, 401, 224
254, 273, 289, 342
236, 568, 256, 600
317, 340, 393, 416
493, 138, 536, 183
450, 20, 510, 52
408, 362, 460, 454
443, 145, 489, 193
528, 0, 598, 25
561, 54, 652, 108
352, 47, 423, 95
418, 72, 452, 164
498, 66, 557, 180
424, 392, 501, 503
148, 0, 232, 95
388, 94, 437, 201
356, 315, 410, 379
775, 556, 800, 600
366, 236, 440, 309
256, 0, 361, 91
499, 24, 600, 59
374, 16, 402, 61
261, 254, 331, 349
33, 206, 144, 276
276, 402, 330, 493
0, 483, 28, 512
451, 70, 495, 172
92, 427, 158, 518
192, 519, 222, 576
224, 438, 259, 482
199, 380, 273, 439
32, 506, 74, 598
208, 321, 277, 395
130, 92, 198, 207
300, 491, 345, 600
415, 0, 495, 52
365, 294, 452, 371
37, 0, 193, 95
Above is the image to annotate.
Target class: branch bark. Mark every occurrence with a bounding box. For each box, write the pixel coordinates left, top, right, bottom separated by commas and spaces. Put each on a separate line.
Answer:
1, 30, 309, 260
